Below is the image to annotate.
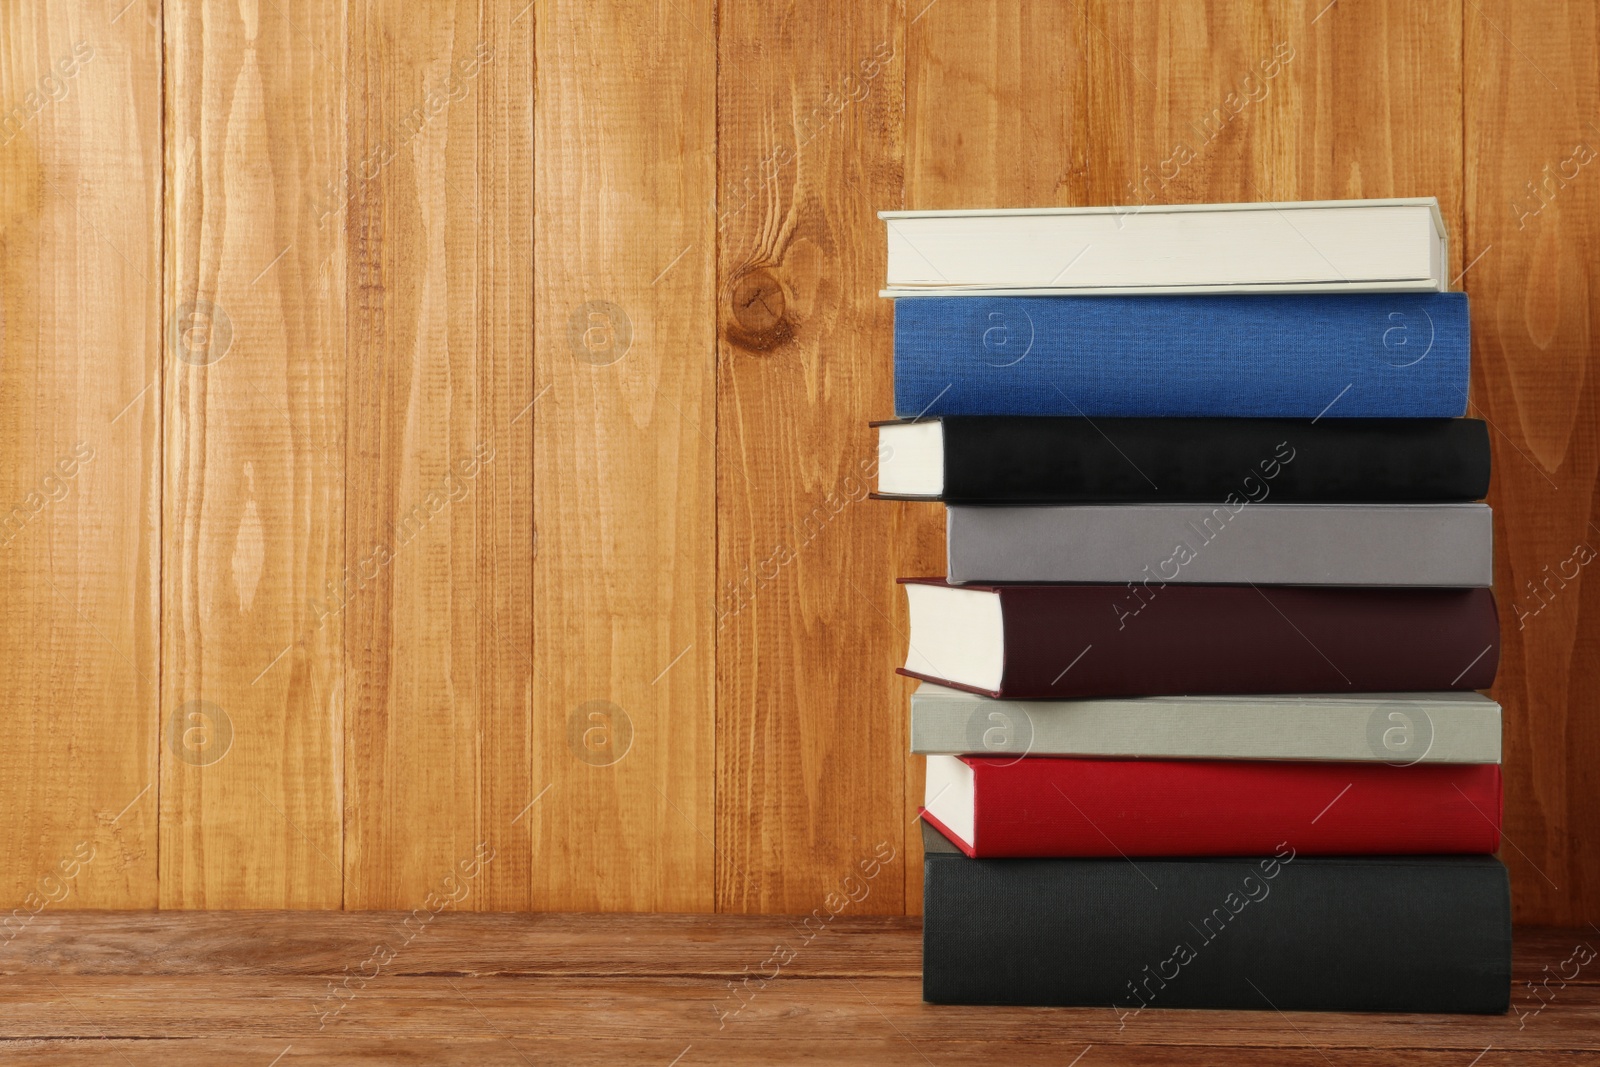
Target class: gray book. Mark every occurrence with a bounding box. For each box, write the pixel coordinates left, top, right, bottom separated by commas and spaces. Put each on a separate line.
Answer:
947, 503, 1492, 586
910, 682, 1502, 763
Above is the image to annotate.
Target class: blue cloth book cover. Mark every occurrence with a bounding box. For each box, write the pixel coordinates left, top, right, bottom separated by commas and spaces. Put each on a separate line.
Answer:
893, 292, 1469, 418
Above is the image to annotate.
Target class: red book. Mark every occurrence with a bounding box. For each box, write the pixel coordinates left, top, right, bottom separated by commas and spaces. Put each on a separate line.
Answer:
922, 755, 1502, 858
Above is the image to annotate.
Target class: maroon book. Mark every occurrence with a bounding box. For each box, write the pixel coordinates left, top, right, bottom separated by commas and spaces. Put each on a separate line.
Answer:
899, 578, 1500, 699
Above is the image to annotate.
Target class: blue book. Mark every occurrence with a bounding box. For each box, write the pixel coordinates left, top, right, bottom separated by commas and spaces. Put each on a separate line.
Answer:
893, 293, 1469, 418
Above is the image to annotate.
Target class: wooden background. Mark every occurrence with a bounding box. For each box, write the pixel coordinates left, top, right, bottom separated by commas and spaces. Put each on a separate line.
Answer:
1, 0, 1594, 922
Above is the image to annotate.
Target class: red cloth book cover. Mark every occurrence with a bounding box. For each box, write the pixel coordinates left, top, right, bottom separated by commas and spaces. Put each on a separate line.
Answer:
921, 756, 1502, 858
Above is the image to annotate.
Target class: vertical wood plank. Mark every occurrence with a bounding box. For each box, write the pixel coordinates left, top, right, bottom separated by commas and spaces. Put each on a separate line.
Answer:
161, 0, 346, 907
716, 0, 910, 913
0, 0, 161, 908
1465, 0, 1600, 924
344, 1, 534, 910
530, 0, 717, 911
907, 4, 1088, 212
902, 0, 1463, 912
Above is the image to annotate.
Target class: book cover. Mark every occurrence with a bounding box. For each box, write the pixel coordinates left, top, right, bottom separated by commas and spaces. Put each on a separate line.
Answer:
945, 503, 1493, 586
874, 416, 1491, 504
882, 199, 1448, 294
893, 292, 1468, 418
922, 824, 1511, 1013
909, 682, 1503, 763
921, 754, 1502, 857
900, 580, 1501, 698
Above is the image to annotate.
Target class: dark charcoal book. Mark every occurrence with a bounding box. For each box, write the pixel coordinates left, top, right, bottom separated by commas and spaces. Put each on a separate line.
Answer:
873, 417, 1490, 504
921, 823, 1511, 1013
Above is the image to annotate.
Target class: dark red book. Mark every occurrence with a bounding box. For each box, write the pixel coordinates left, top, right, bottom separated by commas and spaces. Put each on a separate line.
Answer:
922, 755, 1502, 858
900, 579, 1500, 698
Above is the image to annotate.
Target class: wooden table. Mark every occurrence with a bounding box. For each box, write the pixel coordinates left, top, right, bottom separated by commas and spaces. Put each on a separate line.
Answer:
0, 913, 1591, 1063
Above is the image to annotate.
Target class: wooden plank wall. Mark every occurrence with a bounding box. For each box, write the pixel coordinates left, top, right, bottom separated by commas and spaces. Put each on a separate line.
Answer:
0, 0, 1593, 923
717, 0, 926, 915
0, 0, 161, 909
161, 0, 346, 908
1465, 0, 1600, 923
342, 0, 536, 912
532, 0, 716, 912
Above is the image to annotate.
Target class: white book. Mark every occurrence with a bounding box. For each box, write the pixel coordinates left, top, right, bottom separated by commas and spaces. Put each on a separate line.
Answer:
880, 198, 1448, 296
910, 682, 1502, 764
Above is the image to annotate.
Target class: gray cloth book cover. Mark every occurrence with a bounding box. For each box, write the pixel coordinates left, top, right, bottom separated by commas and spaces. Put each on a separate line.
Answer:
947, 503, 1493, 586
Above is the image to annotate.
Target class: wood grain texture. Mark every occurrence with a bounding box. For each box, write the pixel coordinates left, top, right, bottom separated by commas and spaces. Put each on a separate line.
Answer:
161, 0, 346, 908
1085, 0, 1463, 253
0, 0, 161, 908
530, 0, 717, 910
716, 0, 921, 916
0, 1045, 1591, 1067
0, 910, 921, 976
0, 913, 1595, 1063
0, 0, 1597, 919
342, 0, 534, 911
1466, 0, 1600, 924
4, 973, 1593, 1044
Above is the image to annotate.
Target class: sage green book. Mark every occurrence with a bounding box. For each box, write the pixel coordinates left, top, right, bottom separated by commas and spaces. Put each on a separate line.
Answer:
909, 682, 1501, 763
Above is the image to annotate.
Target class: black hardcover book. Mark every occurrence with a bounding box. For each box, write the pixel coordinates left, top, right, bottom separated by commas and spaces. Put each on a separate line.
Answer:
874, 417, 1491, 504
921, 824, 1511, 1013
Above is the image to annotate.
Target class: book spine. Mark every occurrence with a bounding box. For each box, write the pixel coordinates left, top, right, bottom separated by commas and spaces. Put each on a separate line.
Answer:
948, 504, 1494, 586
893, 293, 1469, 418
965, 757, 1501, 857
980, 583, 1499, 698
907, 693, 1504, 763
938, 417, 1491, 504
923, 849, 1512, 1012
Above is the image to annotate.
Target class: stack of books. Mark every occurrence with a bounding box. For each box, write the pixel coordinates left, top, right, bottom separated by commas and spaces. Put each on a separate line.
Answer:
875, 200, 1511, 1015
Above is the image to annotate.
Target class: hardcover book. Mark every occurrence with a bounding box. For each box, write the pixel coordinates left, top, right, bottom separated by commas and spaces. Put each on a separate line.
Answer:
881, 199, 1449, 295
945, 503, 1493, 586
921, 754, 1502, 857
892, 292, 1468, 419
899, 580, 1500, 698
921, 824, 1512, 1013
909, 682, 1503, 763
874, 417, 1491, 504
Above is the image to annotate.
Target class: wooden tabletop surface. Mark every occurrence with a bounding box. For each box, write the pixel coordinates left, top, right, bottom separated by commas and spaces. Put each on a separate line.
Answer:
0, 912, 1591, 1064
